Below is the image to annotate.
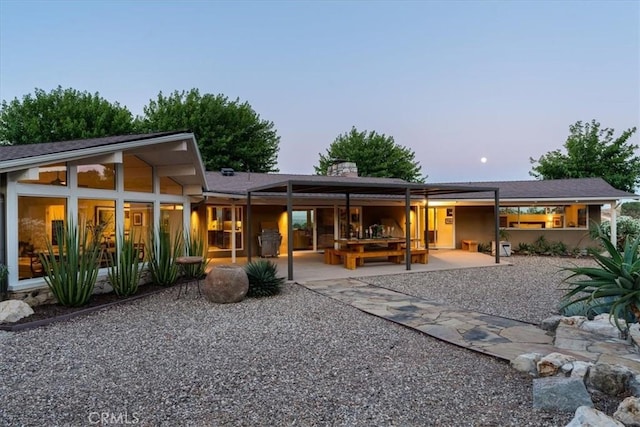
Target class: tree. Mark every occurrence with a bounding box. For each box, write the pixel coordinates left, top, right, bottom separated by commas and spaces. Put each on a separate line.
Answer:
530, 120, 639, 192
139, 89, 280, 173
0, 86, 135, 145
622, 202, 640, 219
315, 127, 424, 182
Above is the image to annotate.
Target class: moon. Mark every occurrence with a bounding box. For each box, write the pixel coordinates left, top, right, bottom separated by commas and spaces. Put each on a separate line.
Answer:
480, 157, 487, 163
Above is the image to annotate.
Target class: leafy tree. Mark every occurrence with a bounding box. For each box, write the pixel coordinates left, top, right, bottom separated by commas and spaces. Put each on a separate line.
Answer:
315, 127, 424, 182
530, 120, 639, 192
622, 202, 640, 219
0, 86, 135, 145
139, 89, 280, 173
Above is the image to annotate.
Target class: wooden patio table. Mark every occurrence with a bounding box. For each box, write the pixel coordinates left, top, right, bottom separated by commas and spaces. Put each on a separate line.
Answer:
334, 238, 407, 269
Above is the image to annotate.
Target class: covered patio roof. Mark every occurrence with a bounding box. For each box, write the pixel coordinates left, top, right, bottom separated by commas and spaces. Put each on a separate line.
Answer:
246, 179, 501, 280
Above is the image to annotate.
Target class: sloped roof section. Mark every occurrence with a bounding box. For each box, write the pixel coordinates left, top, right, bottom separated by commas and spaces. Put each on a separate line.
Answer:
433, 178, 637, 200
0, 131, 186, 162
205, 171, 407, 195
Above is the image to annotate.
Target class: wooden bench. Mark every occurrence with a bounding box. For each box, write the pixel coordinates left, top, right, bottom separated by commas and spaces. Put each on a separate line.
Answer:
343, 249, 405, 270
461, 240, 479, 252
324, 248, 348, 265
408, 248, 428, 264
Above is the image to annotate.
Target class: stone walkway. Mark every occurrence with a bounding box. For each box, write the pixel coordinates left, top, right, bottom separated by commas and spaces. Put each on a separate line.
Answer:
301, 278, 640, 371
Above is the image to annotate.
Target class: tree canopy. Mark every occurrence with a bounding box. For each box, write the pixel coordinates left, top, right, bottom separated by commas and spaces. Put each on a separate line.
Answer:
530, 120, 639, 192
0, 86, 135, 145
139, 89, 280, 173
621, 202, 640, 219
315, 127, 424, 182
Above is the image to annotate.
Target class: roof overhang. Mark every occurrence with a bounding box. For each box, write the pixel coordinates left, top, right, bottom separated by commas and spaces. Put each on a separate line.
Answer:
246, 179, 499, 198
2, 133, 207, 194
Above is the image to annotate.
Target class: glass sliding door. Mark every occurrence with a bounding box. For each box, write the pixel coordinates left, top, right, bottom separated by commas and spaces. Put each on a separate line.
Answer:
292, 209, 314, 251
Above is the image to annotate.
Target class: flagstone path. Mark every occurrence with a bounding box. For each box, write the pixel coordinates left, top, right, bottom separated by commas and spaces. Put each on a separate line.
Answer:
301, 278, 640, 371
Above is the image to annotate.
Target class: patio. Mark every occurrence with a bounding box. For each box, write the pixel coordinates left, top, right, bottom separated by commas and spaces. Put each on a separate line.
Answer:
206, 249, 507, 283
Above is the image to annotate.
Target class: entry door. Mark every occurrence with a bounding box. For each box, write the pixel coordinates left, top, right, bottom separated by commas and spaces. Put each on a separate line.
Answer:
428, 207, 455, 248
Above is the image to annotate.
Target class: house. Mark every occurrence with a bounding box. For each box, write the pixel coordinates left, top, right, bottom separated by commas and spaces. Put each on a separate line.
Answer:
1, 132, 635, 299
425, 178, 637, 250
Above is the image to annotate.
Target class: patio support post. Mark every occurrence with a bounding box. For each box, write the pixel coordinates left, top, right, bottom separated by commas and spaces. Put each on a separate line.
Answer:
345, 192, 350, 238
610, 201, 618, 248
405, 188, 411, 270
231, 202, 237, 264
247, 192, 252, 263
424, 195, 429, 253
494, 189, 500, 264
287, 182, 294, 280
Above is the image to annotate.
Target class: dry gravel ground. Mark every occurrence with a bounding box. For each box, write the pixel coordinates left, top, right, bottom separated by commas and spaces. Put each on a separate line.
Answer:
0, 256, 592, 426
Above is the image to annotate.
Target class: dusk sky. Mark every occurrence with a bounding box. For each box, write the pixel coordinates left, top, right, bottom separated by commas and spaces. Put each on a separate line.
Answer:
1, 0, 638, 183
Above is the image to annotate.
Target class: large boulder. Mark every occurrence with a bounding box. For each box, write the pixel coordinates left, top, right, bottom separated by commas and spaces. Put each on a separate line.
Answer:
533, 377, 593, 412
587, 363, 634, 396
537, 352, 577, 377
511, 353, 543, 376
614, 396, 640, 426
566, 406, 624, 427
0, 300, 34, 324
203, 265, 248, 304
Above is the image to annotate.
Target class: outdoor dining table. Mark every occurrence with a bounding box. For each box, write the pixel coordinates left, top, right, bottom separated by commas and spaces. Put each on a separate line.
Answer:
334, 238, 407, 267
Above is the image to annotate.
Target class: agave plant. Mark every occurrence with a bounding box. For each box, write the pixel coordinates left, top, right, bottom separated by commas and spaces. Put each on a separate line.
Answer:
107, 230, 145, 297
184, 230, 208, 279
0, 264, 8, 300
40, 218, 102, 307
245, 260, 285, 298
147, 225, 183, 286
561, 232, 640, 331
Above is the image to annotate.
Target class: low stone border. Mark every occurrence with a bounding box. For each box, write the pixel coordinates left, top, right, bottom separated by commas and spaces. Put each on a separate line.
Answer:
0, 287, 172, 332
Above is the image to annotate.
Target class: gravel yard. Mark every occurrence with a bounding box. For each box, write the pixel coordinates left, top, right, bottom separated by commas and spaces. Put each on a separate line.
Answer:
0, 256, 589, 426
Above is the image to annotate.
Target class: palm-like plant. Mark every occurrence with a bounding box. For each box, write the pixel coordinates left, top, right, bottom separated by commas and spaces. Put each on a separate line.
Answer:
107, 230, 145, 297
147, 225, 183, 286
561, 232, 640, 331
184, 230, 207, 279
245, 260, 285, 298
40, 218, 102, 307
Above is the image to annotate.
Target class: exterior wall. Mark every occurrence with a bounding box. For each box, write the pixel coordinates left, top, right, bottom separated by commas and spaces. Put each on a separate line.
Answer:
454, 205, 601, 249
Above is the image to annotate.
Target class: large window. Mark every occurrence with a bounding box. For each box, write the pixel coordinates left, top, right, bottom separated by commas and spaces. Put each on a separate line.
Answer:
17, 196, 67, 280
500, 205, 588, 229
124, 155, 153, 193
160, 176, 182, 195
17, 163, 67, 186
207, 206, 243, 251
78, 163, 116, 190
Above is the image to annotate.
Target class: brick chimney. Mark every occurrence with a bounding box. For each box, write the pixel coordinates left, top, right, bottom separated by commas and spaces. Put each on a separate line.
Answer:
327, 160, 358, 177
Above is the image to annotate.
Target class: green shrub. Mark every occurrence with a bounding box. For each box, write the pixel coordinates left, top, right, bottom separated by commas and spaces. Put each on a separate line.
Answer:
147, 226, 183, 286
591, 216, 640, 252
40, 218, 102, 307
477, 242, 491, 253
558, 296, 614, 318
184, 230, 207, 279
561, 232, 640, 331
0, 264, 8, 300
245, 260, 285, 298
107, 230, 145, 297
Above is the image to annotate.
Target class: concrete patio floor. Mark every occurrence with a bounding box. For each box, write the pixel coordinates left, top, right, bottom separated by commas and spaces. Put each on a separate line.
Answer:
206, 249, 508, 283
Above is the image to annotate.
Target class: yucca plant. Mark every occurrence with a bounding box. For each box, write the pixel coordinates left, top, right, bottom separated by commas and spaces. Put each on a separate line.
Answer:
561, 232, 640, 331
107, 230, 145, 297
147, 225, 183, 286
40, 218, 102, 307
245, 260, 285, 298
0, 264, 8, 300
184, 230, 208, 279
